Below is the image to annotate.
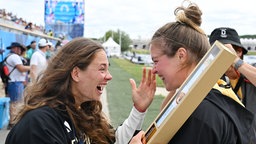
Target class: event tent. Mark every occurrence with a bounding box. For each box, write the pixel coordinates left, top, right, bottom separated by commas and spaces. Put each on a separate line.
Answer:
102, 37, 121, 57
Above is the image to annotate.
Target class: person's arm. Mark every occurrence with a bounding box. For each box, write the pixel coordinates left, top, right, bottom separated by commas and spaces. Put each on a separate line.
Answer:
115, 67, 156, 144
16, 64, 30, 72
30, 64, 37, 83
234, 57, 256, 86
29, 53, 39, 83
115, 107, 146, 144
7, 54, 30, 73
225, 44, 256, 86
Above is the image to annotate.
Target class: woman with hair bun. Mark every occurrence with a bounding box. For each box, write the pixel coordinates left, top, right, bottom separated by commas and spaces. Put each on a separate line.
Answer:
150, 1, 256, 143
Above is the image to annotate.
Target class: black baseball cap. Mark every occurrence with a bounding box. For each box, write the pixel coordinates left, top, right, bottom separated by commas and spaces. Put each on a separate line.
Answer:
209, 27, 248, 54
7, 42, 26, 51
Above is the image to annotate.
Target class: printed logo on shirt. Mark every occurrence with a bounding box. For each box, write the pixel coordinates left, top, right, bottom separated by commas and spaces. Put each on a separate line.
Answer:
64, 121, 79, 144
64, 121, 71, 132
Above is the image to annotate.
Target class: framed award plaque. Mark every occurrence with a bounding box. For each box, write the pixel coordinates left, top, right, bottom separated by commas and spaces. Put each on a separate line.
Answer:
145, 41, 237, 143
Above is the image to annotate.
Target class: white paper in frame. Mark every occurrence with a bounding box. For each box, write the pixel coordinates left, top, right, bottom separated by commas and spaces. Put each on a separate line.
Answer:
145, 40, 237, 143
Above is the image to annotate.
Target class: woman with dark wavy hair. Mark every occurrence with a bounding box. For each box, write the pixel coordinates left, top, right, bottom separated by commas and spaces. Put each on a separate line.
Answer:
5, 37, 156, 144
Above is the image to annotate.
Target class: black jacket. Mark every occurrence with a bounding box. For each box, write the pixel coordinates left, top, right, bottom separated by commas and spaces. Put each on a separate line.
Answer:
169, 89, 256, 144
5, 106, 80, 144
222, 74, 256, 115
241, 78, 256, 115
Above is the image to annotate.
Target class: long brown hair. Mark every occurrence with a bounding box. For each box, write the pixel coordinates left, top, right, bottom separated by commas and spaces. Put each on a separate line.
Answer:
16, 37, 115, 143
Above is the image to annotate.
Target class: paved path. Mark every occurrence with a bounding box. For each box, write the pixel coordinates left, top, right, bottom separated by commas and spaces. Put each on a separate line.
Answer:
155, 87, 169, 97
0, 129, 8, 143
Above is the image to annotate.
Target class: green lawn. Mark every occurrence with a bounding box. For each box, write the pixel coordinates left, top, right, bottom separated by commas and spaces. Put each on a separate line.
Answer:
111, 58, 164, 87
248, 51, 256, 55
107, 58, 164, 131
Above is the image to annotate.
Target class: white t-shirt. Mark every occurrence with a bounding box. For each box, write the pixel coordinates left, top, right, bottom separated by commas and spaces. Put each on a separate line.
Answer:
6, 53, 25, 82
30, 50, 47, 78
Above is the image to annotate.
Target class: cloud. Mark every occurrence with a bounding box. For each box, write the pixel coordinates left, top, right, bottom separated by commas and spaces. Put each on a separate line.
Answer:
1, 0, 255, 39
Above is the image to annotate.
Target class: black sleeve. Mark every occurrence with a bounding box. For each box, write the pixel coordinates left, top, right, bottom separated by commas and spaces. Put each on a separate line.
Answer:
5, 107, 69, 144
168, 116, 219, 144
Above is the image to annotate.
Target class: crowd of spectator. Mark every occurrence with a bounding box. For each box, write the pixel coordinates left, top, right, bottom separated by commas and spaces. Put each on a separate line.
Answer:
0, 8, 46, 34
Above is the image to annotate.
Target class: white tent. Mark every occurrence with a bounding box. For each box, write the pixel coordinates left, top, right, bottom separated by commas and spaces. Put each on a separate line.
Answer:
102, 37, 121, 57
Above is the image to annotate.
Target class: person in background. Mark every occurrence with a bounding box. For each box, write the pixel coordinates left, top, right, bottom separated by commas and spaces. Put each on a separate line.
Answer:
5, 37, 156, 144
19, 45, 29, 87
24, 22, 33, 30
29, 38, 50, 83
149, 1, 256, 143
47, 29, 53, 37
46, 41, 55, 60
26, 40, 37, 64
5, 42, 30, 129
209, 27, 256, 115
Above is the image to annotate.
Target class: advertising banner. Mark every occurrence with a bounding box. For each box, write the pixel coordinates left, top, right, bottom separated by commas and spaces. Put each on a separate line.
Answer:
44, 0, 84, 39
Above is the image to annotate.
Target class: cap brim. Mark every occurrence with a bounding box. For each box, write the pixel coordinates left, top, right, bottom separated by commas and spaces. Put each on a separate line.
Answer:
218, 39, 248, 54
6, 46, 11, 49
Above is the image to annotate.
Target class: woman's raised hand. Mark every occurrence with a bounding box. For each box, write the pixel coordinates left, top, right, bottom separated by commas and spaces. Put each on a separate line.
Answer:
129, 67, 156, 112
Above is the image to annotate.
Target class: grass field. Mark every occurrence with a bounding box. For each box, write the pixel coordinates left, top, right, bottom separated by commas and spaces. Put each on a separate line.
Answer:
111, 58, 164, 87
248, 51, 256, 55
107, 58, 165, 131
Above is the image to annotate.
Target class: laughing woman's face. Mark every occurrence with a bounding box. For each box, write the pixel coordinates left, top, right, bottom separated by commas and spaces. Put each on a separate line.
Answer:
71, 50, 112, 105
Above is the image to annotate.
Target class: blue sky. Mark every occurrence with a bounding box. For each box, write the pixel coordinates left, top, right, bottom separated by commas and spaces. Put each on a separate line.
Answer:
0, 0, 255, 39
